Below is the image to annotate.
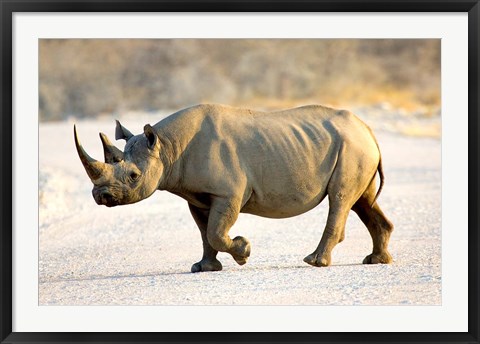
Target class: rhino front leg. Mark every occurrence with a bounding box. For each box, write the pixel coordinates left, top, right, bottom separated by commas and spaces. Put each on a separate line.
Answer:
207, 197, 251, 266
188, 203, 223, 273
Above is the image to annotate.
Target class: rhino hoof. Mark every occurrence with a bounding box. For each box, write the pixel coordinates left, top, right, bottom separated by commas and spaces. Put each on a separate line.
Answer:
191, 259, 223, 273
303, 253, 330, 267
363, 252, 393, 264
233, 256, 248, 265
232, 236, 251, 266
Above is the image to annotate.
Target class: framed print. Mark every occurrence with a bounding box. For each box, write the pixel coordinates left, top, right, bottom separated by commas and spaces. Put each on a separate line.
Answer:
1, 1, 479, 343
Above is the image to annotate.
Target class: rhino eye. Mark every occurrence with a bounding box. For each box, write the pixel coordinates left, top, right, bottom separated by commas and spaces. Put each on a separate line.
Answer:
129, 172, 140, 181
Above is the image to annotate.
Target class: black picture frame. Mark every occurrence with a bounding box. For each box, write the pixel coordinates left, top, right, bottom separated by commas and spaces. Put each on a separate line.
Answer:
1, 1, 479, 343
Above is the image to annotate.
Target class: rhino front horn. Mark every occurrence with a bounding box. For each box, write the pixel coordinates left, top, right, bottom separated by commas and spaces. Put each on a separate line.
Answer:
74, 125, 105, 181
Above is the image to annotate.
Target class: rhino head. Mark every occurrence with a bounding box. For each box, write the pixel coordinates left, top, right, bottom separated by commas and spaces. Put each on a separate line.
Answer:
74, 121, 164, 207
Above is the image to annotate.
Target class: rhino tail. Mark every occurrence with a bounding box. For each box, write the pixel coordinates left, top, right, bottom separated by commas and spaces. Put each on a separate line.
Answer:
365, 124, 384, 208
371, 155, 384, 208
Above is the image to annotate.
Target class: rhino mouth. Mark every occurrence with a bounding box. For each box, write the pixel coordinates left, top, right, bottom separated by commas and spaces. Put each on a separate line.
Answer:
92, 188, 120, 207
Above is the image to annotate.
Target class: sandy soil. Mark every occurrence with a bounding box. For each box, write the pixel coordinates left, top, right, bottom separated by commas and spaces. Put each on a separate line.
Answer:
39, 111, 441, 305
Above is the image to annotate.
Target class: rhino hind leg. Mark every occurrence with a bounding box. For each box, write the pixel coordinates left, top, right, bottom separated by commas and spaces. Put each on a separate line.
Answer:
188, 204, 223, 273
303, 197, 352, 267
304, 150, 378, 267
352, 179, 394, 265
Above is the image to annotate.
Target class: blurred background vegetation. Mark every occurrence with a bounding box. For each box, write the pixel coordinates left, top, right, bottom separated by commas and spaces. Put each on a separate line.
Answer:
39, 39, 440, 122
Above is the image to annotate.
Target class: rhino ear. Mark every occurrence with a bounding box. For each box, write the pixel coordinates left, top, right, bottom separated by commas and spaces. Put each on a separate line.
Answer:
115, 120, 134, 141
143, 124, 157, 150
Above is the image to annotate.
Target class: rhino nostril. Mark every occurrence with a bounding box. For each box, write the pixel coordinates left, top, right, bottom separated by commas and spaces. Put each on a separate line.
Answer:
101, 191, 113, 204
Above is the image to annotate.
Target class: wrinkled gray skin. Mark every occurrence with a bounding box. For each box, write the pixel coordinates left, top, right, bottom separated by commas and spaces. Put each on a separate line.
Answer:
75, 104, 394, 272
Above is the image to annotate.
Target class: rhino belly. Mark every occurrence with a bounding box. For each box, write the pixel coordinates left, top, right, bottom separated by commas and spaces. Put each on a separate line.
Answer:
239, 147, 336, 218
241, 178, 329, 219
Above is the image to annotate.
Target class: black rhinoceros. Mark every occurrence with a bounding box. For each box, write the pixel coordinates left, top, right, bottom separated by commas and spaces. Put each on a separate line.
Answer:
74, 104, 394, 272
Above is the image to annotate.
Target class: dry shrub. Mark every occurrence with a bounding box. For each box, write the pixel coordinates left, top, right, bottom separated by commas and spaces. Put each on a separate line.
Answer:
39, 39, 440, 121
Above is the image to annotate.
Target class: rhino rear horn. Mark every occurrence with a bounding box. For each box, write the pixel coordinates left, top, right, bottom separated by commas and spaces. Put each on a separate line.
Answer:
115, 120, 134, 141
99, 132, 124, 163
73, 125, 106, 181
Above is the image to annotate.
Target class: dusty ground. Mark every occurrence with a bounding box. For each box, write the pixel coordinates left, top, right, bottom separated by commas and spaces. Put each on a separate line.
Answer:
39, 110, 441, 305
